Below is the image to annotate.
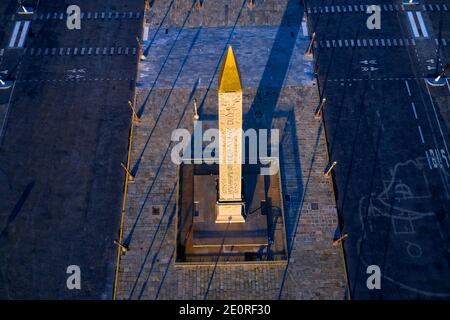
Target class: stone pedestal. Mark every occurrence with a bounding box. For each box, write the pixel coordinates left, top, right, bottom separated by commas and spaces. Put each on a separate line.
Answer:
215, 202, 245, 223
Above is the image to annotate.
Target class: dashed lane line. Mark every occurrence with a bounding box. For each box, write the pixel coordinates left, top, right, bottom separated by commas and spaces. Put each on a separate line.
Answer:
411, 102, 418, 119
307, 3, 449, 14
5, 46, 138, 57
326, 77, 450, 83
405, 79, 412, 96
418, 125, 425, 144
12, 10, 143, 21
15, 77, 134, 83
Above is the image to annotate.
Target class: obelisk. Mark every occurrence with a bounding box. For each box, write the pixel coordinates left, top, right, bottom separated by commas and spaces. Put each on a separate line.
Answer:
216, 45, 245, 223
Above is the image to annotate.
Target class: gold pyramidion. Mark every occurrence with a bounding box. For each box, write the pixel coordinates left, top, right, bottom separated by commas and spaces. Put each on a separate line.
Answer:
218, 45, 242, 93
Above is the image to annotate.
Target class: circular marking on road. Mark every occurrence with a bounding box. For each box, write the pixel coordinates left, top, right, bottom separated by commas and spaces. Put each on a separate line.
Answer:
405, 241, 423, 258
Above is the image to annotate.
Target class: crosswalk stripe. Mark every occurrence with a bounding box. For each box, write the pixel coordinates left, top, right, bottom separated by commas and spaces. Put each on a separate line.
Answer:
17, 21, 30, 48
6, 46, 145, 57
416, 12, 429, 37
8, 21, 21, 47
407, 12, 420, 37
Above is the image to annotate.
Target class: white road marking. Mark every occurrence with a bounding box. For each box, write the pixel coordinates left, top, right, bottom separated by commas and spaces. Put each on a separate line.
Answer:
407, 12, 420, 38
0, 81, 16, 144
8, 21, 22, 47
405, 80, 412, 96
416, 12, 429, 38
425, 151, 433, 169
17, 21, 30, 48
411, 102, 418, 119
418, 126, 425, 143
425, 79, 450, 158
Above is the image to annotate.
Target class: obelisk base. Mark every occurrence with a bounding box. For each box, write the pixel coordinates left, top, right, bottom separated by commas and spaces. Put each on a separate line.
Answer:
215, 202, 245, 223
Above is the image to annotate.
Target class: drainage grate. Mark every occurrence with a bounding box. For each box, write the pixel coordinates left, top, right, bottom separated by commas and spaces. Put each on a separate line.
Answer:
152, 205, 162, 216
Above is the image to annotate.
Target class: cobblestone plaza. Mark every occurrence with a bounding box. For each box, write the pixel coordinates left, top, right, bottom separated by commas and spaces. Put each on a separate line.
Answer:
115, 0, 347, 300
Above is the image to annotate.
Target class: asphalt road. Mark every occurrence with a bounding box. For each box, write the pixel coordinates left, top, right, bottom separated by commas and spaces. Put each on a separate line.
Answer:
308, 0, 450, 298
0, 0, 143, 299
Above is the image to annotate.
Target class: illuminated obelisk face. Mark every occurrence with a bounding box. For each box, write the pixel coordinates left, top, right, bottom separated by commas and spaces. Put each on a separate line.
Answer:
216, 45, 245, 223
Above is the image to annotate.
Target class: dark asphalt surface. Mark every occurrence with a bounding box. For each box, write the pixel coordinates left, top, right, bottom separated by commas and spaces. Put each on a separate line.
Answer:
0, 0, 143, 299
308, 0, 450, 298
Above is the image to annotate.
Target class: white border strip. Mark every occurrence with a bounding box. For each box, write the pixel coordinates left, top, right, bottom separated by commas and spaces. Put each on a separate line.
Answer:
8, 21, 22, 47
407, 12, 420, 38
17, 21, 30, 48
415, 12, 429, 38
